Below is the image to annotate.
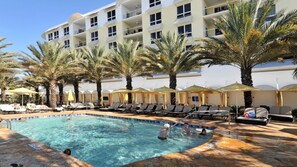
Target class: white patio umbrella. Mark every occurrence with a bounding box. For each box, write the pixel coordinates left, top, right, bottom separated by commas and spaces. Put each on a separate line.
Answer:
8, 88, 37, 106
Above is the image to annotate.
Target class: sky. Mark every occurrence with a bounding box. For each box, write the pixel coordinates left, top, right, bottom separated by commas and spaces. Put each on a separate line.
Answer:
0, 0, 114, 54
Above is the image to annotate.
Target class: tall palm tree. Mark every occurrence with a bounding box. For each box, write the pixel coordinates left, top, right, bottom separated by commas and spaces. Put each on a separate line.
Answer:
105, 40, 148, 103
197, 0, 297, 107
0, 38, 19, 75
141, 32, 202, 104
79, 45, 108, 106
21, 42, 73, 109
0, 75, 18, 101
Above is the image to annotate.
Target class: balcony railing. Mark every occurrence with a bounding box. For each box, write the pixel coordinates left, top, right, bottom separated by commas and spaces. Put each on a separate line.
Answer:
204, 28, 223, 37
124, 8, 142, 19
75, 41, 86, 48
124, 26, 143, 36
75, 28, 86, 34
204, 4, 229, 16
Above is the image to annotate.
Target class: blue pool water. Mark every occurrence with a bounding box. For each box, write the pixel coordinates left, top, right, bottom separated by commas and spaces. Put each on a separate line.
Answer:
12, 115, 212, 167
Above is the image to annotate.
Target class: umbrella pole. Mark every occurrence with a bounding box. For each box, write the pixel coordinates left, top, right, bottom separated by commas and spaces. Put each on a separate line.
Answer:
22, 94, 24, 106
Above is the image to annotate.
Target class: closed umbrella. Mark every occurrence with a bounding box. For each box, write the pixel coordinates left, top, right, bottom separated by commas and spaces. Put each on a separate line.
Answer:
8, 88, 37, 106
67, 90, 75, 104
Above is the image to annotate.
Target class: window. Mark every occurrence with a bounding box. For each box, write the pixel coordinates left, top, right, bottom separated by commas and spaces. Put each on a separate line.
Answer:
64, 40, 70, 48
192, 96, 199, 102
91, 31, 98, 41
151, 31, 162, 44
90, 16, 98, 27
48, 33, 53, 41
107, 10, 116, 21
150, 12, 162, 26
108, 26, 117, 37
177, 3, 191, 19
149, 0, 161, 7
109, 42, 117, 49
178, 24, 192, 37
64, 27, 69, 36
215, 29, 222, 35
214, 5, 228, 13
54, 31, 59, 39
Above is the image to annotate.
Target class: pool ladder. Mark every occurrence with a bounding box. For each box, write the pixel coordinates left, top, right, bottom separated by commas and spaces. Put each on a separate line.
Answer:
1, 119, 11, 129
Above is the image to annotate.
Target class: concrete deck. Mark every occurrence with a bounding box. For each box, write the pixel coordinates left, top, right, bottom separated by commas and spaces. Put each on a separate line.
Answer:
1, 110, 297, 167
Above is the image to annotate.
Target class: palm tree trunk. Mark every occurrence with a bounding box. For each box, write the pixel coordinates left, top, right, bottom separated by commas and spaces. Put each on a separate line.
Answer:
96, 79, 102, 106
241, 67, 253, 107
58, 83, 64, 106
169, 73, 177, 105
73, 80, 79, 103
45, 83, 50, 106
0, 87, 6, 101
126, 76, 133, 104
50, 80, 57, 109
34, 87, 39, 104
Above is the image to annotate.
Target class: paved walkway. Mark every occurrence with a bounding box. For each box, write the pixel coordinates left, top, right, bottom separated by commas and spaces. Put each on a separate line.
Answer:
0, 111, 296, 167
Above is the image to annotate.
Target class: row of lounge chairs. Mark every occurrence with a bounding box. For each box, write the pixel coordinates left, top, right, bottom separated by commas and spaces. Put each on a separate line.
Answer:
100, 103, 231, 120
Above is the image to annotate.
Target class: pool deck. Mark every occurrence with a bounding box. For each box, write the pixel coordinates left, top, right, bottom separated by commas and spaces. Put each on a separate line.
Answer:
1, 110, 297, 167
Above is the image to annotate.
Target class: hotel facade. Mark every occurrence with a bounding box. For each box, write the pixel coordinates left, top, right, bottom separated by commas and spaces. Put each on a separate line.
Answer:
42, 0, 297, 108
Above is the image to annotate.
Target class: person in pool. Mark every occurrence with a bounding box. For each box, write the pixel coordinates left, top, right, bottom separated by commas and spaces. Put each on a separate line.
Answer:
158, 123, 170, 140
182, 122, 191, 135
200, 128, 207, 135
63, 148, 71, 155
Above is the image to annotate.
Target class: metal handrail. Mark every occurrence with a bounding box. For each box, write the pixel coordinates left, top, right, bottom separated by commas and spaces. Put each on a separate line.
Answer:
124, 8, 142, 19
1, 119, 11, 129
124, 26, 143, 35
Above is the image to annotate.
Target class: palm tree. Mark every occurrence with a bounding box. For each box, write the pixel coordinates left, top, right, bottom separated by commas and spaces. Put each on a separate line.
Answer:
0, 75, 18, 102
79, 45, 108, 106
105, 40, 147, 103
197, 0, 297, 107
21, 42, 73, 109
141, 32, 202, 104
0, 38, 19, 75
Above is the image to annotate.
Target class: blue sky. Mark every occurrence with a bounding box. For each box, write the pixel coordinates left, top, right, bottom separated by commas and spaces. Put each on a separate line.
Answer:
0, 0, 114, 53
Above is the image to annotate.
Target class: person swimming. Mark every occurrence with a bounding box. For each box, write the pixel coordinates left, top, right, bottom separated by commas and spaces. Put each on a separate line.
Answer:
200, 128, 207, 135
63, 148, 71, 155
158, 123, 170, 140
182, 122, 191, 135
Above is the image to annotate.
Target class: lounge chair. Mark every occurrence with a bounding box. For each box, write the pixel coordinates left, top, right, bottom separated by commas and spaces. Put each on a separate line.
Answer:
236, 107, 269, 125
200, 106, 219, 118
212, 106, 231, 120
143, 104, 156, 114
174, 105, 193, 117
118, 104, 132, 112
100, 102, 120, 111
167, 105, 184, 116
188, 106, 209, 118
269, 106, 295, 122
0, 104, 16, 114
162, 105, 176, 116
151, 104, 163, 115
135, 103, 149, 114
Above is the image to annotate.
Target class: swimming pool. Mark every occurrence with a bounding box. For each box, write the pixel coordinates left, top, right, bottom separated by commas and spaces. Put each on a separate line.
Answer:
12, 115, 212, 166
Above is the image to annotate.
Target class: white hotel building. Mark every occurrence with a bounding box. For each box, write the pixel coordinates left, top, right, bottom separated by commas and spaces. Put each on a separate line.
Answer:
42, 0, 297, 108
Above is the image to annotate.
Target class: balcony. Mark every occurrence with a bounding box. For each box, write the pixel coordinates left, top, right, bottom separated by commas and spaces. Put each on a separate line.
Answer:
124, 26, 143, 36
123, 8, 142, 19
75, 28, 85, 34
204, 28, 223, 38
75, 41, 86, 48
203, 3, 229, 19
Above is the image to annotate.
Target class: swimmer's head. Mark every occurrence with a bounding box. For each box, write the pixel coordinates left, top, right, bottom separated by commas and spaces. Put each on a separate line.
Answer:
164, 123, 170, 128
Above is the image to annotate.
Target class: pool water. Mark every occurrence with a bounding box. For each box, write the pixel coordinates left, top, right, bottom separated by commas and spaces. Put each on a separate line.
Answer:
12, 115, 212, 167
